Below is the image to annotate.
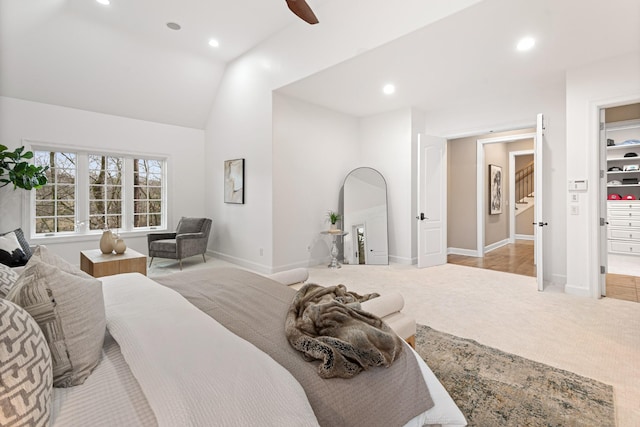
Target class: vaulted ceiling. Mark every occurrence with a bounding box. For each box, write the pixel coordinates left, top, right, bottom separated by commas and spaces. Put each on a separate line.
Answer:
0, 0, 299, 128
1, 0, 639, 131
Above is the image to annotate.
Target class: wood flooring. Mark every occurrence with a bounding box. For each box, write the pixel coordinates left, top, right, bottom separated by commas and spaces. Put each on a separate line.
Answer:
447, 240, 536, 277
447, 240, 639, 303
605, 273, 640, 302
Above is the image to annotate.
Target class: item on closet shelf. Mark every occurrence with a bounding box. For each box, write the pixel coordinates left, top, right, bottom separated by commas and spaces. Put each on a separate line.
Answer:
608, 166, 623, 171
608, 180, 622, 186
607, 138, 615, 146
623, 152, 638, 157
623, 164, 639, 171
622, 178, 639, 185
608, 193, 622, 200
623, 194, 637, 200
620, 139, 640, 146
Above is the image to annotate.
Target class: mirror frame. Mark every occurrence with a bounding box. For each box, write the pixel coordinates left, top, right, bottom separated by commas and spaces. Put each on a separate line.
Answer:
341, 167, 389, 265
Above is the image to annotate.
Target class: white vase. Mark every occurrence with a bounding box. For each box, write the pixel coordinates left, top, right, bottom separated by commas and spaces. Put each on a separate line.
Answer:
330, 223, 337, 230
100, 230, 114, 254
114, 238, 127, 254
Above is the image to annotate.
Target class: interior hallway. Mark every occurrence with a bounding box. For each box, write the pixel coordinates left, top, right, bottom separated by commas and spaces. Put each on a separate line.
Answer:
447, 240, 639, 303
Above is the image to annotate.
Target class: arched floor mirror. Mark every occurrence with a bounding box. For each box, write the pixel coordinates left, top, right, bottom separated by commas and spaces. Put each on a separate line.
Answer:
342, 167, 389, 265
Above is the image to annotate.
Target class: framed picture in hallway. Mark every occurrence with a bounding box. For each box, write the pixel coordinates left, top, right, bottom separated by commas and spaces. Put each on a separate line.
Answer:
224, 158, 245, 204
489, 164, 502, 215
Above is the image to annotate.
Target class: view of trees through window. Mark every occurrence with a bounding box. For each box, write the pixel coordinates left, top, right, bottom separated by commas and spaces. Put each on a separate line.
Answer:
32, 150, 164, 235
134, 159, 162, 228
34, 152, 76, 234
89, 155, 122, 230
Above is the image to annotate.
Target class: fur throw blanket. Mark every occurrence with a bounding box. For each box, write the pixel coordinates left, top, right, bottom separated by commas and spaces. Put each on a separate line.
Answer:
285, 283, 404, 379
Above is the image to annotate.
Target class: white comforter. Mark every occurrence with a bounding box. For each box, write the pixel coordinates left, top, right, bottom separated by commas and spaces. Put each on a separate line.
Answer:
102, 274, 319, 427
52, 273, 466, 426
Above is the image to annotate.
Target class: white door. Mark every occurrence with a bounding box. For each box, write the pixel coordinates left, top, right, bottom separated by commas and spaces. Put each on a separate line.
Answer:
365, 213, 389, 265
417, 134, 447, 268
598, 108, 608, 297
534, 113, 546, 291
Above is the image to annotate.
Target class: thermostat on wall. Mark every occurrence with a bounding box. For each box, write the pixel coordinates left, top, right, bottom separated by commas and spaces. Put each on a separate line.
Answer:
568, 179, 588, 191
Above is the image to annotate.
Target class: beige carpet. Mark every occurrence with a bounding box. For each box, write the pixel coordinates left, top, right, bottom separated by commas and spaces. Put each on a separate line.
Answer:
150, 258, 640, 426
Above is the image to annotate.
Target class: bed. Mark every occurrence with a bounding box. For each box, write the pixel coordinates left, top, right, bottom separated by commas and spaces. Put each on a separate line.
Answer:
5, 259, 467, 426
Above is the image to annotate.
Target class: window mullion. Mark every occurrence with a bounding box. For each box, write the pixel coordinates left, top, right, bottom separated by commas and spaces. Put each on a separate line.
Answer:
76, 154, 89, 234
123, 158, 134, 232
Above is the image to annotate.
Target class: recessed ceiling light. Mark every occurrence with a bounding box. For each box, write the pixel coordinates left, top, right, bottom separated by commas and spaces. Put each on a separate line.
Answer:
517, 36, 535, 51
166, 22, 181, 31
208, 39, 220, 48
382, 84, 395, 95
96, 0, 110, 5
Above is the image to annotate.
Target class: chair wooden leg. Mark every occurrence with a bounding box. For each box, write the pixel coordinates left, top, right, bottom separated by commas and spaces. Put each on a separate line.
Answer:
149, 257, 154, 267
179, 259, 182, 271
202, 254, 206, 263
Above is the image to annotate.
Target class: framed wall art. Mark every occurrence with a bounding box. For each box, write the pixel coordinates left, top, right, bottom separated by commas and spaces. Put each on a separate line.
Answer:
224, 158, 245, 204
489, 164, 502, 215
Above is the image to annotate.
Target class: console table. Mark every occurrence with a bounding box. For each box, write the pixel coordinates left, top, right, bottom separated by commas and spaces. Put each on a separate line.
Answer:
80, 248, 147, 278
320, 230, 349, 269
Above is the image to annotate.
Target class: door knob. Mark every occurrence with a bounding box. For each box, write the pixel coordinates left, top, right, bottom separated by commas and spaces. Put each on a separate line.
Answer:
416, 213, 426, 221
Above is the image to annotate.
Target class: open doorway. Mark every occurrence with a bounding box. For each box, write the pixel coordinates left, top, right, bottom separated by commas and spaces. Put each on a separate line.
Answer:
601, 102, 640, 303
447, 128, 537, 278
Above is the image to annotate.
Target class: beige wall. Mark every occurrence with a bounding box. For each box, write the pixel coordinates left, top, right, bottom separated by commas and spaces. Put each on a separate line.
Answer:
605, 103, 640, 123
447, 130, 534, 251
516, 207, 535, 236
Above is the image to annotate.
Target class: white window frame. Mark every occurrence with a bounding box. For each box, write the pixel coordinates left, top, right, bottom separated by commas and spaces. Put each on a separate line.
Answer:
24, 140, 168, 243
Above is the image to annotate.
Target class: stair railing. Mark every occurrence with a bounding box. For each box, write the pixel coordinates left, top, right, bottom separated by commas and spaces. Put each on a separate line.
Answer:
515, 161, 534, 204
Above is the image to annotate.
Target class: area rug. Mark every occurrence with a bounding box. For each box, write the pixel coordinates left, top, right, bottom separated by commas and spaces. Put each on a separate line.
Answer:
415, 324, 616, 426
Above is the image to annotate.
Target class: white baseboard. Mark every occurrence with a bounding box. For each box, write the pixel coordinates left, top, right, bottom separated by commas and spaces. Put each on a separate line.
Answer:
207, 250, 272, 274
564, 283, 591, 298
515, 234, 534, 241
389, 255, 415, 265
551, 273, 567, 286
447, 247, 479, 257
484, 238, 510, 253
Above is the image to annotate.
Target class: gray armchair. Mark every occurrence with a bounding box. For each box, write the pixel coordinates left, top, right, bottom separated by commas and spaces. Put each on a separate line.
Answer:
148, 217, 212, 270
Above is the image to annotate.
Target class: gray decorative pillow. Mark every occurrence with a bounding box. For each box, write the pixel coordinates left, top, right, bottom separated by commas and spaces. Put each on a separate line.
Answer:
0, 230, 30, 267
7, 259, 106, 387
30, 245, 93, 279
0, 299, 52, 426
0, 263, 19, 298
176, 217, 205, 234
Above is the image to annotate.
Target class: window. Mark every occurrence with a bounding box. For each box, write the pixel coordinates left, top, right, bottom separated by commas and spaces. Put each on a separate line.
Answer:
31, 147, 166, 237
34, 152, 77, 234
89, 155, 123, 230
133, 159, 163, 228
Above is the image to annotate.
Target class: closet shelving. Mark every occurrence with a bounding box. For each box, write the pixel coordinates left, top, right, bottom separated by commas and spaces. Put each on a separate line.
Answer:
606, 119, 640, 256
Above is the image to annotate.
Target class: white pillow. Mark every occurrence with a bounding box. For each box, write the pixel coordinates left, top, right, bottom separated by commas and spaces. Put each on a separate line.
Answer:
0, 231, 29, 267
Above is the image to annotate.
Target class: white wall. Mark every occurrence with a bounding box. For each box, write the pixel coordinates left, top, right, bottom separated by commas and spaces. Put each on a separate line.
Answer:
359, 108, 414, 264
270, 96, 416, 270
0, 96, 206, 265
203, 1, 482, 273
272, 93, 359, 270
565, 52, 640, 297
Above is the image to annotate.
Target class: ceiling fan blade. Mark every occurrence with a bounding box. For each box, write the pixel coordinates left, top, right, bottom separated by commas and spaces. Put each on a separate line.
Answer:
286, 0, 319, 25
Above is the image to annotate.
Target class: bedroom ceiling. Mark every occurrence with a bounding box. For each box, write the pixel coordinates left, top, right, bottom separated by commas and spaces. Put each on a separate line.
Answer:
0, 0, 310, 129
1, 0, 638, 131
278, 0, 640, 134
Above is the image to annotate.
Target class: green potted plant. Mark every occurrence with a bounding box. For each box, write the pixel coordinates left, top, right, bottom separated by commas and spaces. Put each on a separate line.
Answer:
326, 210, 341, 231
0, 145, 48, 190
